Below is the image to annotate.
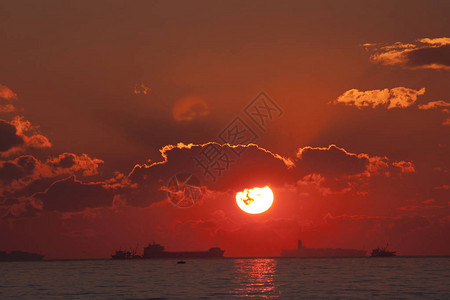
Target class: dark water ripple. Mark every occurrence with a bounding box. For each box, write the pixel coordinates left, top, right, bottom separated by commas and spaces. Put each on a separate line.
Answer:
0, 257, 448, 299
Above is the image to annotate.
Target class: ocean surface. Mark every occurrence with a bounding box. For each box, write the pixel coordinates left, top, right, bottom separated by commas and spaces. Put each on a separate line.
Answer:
1, 257, 449, 299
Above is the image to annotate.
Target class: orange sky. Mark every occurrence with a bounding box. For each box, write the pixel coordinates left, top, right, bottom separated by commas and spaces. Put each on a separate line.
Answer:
0, 1, 449, 259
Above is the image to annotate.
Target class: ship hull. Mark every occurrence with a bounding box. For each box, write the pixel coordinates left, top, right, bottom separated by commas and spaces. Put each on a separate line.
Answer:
143, 250, 224, 259
371, 246, 396, 257
0, 251, 44, 261
371, 251, 396, 257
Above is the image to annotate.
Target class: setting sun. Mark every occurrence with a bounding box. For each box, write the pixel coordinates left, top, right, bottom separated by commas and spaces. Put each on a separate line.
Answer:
236, 186, 274, 214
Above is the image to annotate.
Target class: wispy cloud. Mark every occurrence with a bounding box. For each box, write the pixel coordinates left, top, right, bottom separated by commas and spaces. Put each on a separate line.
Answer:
419, 100, 450, 126
418, 100, 450, 110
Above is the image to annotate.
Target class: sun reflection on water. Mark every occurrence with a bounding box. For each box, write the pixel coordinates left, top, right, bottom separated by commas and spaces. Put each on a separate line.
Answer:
232, 259, 278, 298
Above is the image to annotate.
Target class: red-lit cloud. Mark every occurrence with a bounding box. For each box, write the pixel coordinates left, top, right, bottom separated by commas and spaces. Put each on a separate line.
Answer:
0, 84, 17, 113
418, 100, 450, 110
0, 86, 51, 156
0, 104, 15, 113
332, 87, 450, 126
0, 117, 51, 157
418, 100, 450, 126
121, 142, 414, 207
0, 84, 17, 100
1, 141, 415, 218
173, 97, 210, 122
293, 145, 415, 195
332, 87, 425, 109
133, 83, 151, 95
0, 153, 104, 198
48, 153, 104, 177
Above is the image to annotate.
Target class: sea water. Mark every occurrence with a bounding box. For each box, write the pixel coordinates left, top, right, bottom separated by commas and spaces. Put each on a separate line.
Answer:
1, 257, 448, 299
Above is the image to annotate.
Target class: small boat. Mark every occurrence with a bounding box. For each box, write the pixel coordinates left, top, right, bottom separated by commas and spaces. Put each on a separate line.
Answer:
371, 244, 396, 257
177, 261, 186, 264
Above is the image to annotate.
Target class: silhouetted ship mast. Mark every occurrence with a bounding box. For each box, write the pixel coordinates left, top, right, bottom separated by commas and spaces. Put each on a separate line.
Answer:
280, 240, 366, 257
112, 242, 225, 259
371, 244, 396, 257
111, 247, 142, 260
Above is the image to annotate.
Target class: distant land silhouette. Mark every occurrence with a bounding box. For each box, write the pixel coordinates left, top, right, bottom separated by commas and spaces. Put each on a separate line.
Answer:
0, 251, 44, 261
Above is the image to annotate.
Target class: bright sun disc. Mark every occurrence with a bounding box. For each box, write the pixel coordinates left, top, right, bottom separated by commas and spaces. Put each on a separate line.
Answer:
236, 186, 274, 214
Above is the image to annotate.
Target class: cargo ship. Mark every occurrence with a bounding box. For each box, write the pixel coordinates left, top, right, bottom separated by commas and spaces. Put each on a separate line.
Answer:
111, 249, 142, 259
280, 240, 366, 258
371, 244, 396, 257
0, 251, 44, 261
112, 243, 225, 259
143, 242, 224, 259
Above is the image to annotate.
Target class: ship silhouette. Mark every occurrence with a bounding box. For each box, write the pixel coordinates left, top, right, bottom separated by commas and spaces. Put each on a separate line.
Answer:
0, 251, 44, 261
371, 244, 396, 257
111, 248, 142, 259
112, 242, 225, 259
281, 240, 366, 257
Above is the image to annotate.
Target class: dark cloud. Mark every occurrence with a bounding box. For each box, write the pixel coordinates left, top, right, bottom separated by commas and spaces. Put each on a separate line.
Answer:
0, 117, 51, 156
365, 37, 450, 70
16, 155, 37, 172
35, 176, 113, 212
0, 141, 416, 217
50, 153, 76, 168
418, 100, 450, 126
48, 153, 103, 176
8, 177, 59, 199
0, 155, 36, 184
0, 153, 103, 198
125, 143, 292, 207
10, 116, 52, 150
0, 119, 24, 152
295, 145, 369, 177
0, 198, 40, 219
123, 142, 412, 207
406, 44, 450, 69
0, 162, 25, 183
